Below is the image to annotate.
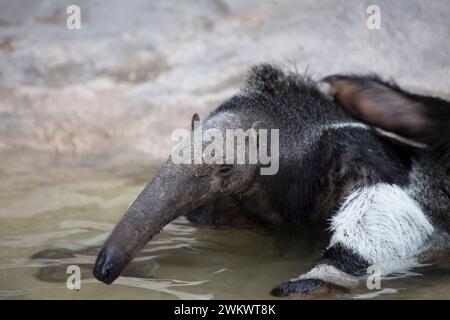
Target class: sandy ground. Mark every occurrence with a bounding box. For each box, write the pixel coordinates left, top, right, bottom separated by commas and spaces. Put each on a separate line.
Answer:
0, 0, 449, 163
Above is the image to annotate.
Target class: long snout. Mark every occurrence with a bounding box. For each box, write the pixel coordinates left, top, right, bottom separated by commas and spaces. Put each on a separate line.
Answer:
93, 205, 176, 284
93, 162, 200, 284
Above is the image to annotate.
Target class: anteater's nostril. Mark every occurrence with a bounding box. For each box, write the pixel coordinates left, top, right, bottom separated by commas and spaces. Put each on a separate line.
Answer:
102, 265, 111, 279
93, 246, 131, 284
93, 249, 113, 282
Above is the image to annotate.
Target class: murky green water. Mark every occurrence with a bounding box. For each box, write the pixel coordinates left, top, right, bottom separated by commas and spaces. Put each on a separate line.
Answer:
1, 151, 449, 300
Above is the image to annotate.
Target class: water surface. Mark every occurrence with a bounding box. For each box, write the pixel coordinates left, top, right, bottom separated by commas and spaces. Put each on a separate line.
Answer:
1, 152, 449, 299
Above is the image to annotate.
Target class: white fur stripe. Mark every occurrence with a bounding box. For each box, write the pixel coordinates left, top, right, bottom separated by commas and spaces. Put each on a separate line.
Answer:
323, 122, 370, 131
324, 121, 427, 149
329, 183, 434, 267
374, 128, 428, 149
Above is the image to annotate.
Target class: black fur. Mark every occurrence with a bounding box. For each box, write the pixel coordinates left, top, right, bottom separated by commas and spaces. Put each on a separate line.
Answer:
187, 65, 450, 296
317, 243, 370, 276
194, 65, 413, 225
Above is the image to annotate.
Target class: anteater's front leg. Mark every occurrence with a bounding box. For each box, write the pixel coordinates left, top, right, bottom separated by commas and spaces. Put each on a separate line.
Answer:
272, 183, 435, 296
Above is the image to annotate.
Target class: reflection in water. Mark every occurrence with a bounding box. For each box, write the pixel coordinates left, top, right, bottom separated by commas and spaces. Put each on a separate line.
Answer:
0, 284, 69, 298
0, 153, 450, 299
0, 229, 89, 248
0, 278, 212, 300
352, 288, 398, 299
112, 277, 213, 300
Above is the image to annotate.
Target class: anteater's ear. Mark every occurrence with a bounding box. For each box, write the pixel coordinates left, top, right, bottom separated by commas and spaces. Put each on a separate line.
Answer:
191, 113, 200, 131
320, 75, 431, 138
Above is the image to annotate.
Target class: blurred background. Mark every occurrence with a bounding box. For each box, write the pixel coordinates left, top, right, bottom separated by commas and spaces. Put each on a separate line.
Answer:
0, 0, 449, 299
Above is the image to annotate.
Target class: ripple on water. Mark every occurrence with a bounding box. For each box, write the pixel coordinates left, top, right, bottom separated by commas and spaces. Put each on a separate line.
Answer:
1, 154, 450, 299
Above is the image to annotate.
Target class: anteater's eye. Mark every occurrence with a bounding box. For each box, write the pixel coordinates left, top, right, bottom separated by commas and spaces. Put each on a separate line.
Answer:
218, 165, 232, 176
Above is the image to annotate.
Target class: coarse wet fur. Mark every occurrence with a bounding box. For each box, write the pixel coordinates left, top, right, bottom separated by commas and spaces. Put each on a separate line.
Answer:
93, 64, 450, 297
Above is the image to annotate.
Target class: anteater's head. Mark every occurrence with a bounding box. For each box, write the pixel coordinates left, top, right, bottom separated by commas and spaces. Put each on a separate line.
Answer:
93, 65, 304, 284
